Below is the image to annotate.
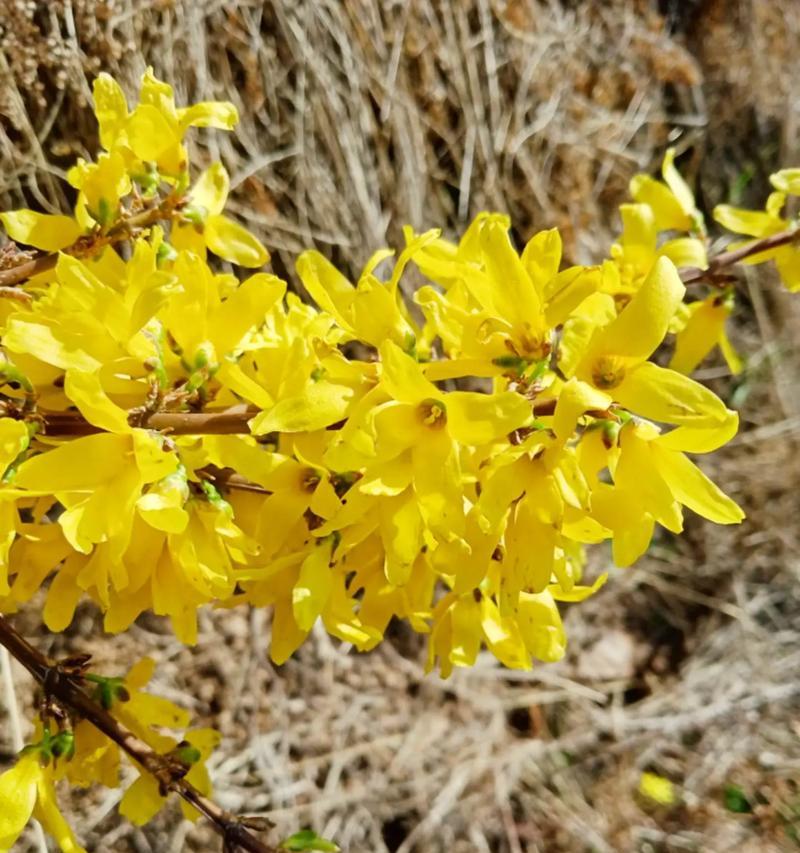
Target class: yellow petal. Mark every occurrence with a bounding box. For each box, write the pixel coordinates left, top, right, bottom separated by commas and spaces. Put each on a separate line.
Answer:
544, 266, 601, 328
212, 273, 285, 354
43, 557, 84, 631
92, 73, 129, 150
618, 203, 657, 262
204, 214, 269, 267
189, 162, 229, 217
0, 418, 29, 477
478, 216, 542, 322
0, 210, 81, 251
660, 237, 707, 269
769, 168, 800, 195
0, 754, 39, 847
630, 173, 691, 231
412, 428, 463, 539
269, 597, 309, 665
669, 298, 726, 375
713, 205, 776, 237
615, 362, 730, 426
445, 390, 530, 445
137, 491, 189, 534
651, 447, 744, 524
64, 370, 131, 433
657, 409, 739, 454
548, 572, 607, 602
34, 773, 87, 853
552, 378, 612, 443
293, 538, 334, 631
521, 227, 562, 289
127, 103, 180, 161
589, 257, 685, 362
15, 433, 129, 492
379, 340, 439, 404
449, 596, 482, 667
296, 250, 355, 332
119, 773, 165, 826
380, 491, 424, 586
249, 381, 353, 434
775, 247, 800, 292
639, 771, 676, 806
515, 589, 566, 663
178, 101, 238, 131
662, 148, 698, 220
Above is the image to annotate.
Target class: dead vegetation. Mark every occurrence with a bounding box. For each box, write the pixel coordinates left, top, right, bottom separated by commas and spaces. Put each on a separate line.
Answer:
1, 1, 800, 851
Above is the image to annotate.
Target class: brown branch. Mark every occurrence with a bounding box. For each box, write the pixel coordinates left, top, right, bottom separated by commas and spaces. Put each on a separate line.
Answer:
33, 407, 259, 436
32, 399, 572, 438
680, 227, 800, 284
10, 393, 612, 440
0, 615, 276, 853
0, 193, 185, 288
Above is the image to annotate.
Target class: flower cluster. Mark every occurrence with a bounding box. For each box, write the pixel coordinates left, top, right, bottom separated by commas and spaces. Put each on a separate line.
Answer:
1, 66, 798, 852
0, 69, 795, 687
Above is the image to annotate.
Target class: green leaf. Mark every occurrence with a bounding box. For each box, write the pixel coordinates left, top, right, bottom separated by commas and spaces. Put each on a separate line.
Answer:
723, 784, 752, 814
279, 829, 340, 852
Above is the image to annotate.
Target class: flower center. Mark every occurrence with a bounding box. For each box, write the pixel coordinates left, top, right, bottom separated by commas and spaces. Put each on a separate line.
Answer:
417, 398, 448, 429
592, 356, 625, 390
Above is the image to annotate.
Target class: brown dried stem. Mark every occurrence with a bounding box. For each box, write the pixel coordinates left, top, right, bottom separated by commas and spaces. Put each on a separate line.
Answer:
0, 614, 276, 853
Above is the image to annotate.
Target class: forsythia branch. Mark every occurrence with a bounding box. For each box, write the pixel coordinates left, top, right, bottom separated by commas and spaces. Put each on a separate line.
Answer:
12, 398, 584, 438
0, 615, 277, 853
680, 226, 800, 284
0, 193, 185, 288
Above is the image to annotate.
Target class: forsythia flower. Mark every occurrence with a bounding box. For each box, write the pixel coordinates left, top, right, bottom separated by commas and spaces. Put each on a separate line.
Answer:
0, 74, 757, 683
0, 753, 86, 853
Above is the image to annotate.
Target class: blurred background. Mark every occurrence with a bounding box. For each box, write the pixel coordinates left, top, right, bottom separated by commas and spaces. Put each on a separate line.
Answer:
1, 1, 800, 850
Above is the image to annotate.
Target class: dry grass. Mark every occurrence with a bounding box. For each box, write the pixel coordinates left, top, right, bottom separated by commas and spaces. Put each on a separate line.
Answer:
1, 1, 800, 851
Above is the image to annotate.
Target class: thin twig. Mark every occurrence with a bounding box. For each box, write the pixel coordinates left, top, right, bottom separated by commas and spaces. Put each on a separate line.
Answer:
0, 193, 185, 288
680, 227, 800, 284
0, 615, 276, 853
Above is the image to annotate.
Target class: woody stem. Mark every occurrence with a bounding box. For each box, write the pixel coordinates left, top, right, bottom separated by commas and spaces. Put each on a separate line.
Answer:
0, 193, 185, 288
680, 226, 800, 284
0, 615, 276, 853
19, 398, 567, 437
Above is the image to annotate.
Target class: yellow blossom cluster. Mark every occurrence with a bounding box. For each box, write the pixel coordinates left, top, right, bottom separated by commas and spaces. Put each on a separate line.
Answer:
1, 66, 799, 853
0, 68, 796, 685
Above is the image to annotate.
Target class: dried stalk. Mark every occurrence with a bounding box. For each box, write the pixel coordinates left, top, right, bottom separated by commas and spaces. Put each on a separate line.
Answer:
0, 615, 276, 853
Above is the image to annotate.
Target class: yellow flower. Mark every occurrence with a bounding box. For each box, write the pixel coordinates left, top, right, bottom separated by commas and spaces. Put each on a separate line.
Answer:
592, 419, 743, 567
368, 340, 530, 541
0, 752, 86, 853
630, 148, 704, 233
67, 151, 132, 227
172, 162, 270, 267
119, 728, 220, 825
669, 294, 742, 376
296, 235, 432, 351
572, 257, 732, 428
126, 69, 238, 178
609, 203, 707, 293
